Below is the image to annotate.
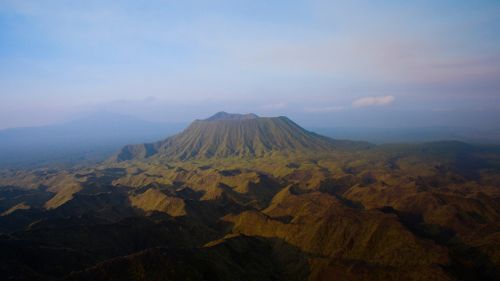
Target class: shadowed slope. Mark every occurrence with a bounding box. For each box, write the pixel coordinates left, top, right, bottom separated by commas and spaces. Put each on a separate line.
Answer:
111, 113, 368, 162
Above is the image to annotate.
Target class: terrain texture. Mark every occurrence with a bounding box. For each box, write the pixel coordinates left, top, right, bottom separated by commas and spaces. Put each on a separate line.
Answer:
1, 112, 499, 281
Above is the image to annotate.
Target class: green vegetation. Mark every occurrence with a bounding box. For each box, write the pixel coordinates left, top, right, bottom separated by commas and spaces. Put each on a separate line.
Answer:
0, 113, 499, 280
111, 112, 371, 162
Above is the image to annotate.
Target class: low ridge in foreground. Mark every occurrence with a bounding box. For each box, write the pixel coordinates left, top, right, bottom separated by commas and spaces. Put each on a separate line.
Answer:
0, 113, 499, 281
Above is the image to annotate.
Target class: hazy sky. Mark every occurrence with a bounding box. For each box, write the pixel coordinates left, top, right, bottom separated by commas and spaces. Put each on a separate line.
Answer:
1, 0, 500, 129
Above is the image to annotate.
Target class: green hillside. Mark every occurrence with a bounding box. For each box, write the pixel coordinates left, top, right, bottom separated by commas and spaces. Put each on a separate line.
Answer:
1, 113, 499, 280
112, 112, 370, 162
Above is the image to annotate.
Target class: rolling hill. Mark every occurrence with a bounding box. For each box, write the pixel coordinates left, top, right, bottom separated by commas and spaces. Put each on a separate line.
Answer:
0, 113, 499, 280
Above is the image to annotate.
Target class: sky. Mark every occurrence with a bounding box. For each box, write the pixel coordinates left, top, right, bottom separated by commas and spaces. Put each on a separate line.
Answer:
1, 0, 500, 129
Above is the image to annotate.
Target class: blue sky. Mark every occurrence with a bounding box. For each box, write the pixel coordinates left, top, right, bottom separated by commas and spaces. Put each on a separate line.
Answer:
1, 0, 500, 129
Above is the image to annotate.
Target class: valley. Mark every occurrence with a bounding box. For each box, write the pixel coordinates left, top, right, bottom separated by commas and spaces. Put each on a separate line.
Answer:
0, 113, 499, 280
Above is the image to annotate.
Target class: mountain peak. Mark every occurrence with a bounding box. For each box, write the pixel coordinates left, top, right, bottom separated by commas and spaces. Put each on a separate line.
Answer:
112, 114, 371, 162
204, 112, 259, 121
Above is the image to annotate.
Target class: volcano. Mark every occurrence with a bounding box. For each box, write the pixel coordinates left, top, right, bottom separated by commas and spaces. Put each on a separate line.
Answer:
112, 112, 367, 162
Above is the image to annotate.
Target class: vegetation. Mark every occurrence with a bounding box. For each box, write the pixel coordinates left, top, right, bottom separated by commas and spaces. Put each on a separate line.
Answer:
0, 113, 499, 280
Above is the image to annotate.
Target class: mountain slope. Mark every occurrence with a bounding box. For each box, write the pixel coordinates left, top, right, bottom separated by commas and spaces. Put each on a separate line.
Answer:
112, 112, 370, 162
1, 134, 500, 280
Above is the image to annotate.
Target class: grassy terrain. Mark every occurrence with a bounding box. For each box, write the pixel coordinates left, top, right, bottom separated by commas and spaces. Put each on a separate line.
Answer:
1, 114, 499, 280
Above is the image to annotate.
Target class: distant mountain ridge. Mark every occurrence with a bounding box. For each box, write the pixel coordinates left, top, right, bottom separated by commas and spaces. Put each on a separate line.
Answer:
0, 112, 185, 168
112, 112, 369, 162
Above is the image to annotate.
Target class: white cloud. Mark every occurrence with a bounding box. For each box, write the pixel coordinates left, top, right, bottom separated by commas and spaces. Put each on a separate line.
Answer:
304, 106, 344, 113
352, 96, 395, 108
